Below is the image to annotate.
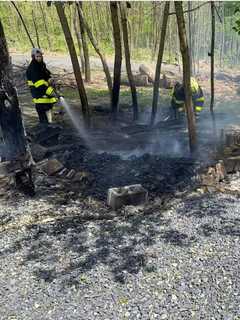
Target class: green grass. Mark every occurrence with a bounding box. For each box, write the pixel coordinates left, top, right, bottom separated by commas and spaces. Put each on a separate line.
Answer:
62, 85, 171, 112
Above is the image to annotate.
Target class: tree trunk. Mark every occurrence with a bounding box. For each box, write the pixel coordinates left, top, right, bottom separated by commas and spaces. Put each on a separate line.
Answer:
151, 1, 170, 126
119, 2, 138, 121
188, 1, 193, 76
110, 2, 122, 120
76, 2, 91, 82
210, 1, 215, 113
175, 1, 197, 154
55, 2, 90, 127
73, 4, 85, 74
0, 19, 34, 195
76, 4, 112, 94
32, 8, 40, 48
39, 2, 51, 50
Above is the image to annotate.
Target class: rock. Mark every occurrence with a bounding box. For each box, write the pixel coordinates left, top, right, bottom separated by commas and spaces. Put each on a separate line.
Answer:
139, 64, 154, 82
121, 73, 149, 86
107, 184, 148, 210
30, 143, 48, 162
37, 159, 64, 176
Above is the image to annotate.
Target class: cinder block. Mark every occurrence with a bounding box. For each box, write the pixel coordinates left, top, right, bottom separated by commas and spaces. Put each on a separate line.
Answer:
107, 184, 148, 210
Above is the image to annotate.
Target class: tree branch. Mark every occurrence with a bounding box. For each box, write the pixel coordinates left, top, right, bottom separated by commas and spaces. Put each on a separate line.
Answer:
214, 3, 223, 24
169, 2, 209, 16
11, 1, 35, 47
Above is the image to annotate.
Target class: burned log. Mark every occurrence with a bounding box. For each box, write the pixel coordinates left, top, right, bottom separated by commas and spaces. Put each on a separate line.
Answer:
0, 80, 35, 195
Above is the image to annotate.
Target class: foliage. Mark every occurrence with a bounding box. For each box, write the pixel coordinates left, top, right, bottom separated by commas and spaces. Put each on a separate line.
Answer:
0, 1, 239, 67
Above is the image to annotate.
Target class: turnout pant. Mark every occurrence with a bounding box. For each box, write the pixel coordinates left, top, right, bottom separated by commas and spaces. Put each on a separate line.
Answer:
35, 103, 53, 124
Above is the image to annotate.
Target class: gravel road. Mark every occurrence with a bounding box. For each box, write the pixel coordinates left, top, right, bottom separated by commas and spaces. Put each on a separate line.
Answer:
0, 173, 240, 319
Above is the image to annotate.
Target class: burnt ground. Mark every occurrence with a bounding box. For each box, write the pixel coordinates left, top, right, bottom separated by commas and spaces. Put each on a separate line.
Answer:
1, 61, 240, 319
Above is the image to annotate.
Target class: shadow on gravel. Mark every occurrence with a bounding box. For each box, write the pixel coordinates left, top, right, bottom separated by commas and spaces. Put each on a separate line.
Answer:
2, 193, 239, 285
0, 211, 192, 285
175, 193, 240, 238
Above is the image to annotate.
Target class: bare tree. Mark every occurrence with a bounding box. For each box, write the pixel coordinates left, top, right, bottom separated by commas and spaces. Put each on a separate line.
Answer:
76, 2, 91, 82
39, 2, 51, 49
11, 1, 35, 47
32, 9, 40, 48
175, 1, 197, 153
73, 4, 85, 74
0, 19, 34, 195
55, 2, 90, 127
110, 2, 122, 120
119, 2, 138, 121
76, 4, 112, 93
151, 1, 170, 126
210, 1, 215, 113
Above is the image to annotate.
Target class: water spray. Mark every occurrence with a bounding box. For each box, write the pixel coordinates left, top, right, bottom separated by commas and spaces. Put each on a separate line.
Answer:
58, 96, 91, 147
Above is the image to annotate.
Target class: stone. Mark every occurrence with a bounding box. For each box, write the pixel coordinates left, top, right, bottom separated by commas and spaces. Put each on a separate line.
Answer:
38, 159, 64, 176
107, 184, 148, 210
121, 74, 149, 86
139, 64, 154, 82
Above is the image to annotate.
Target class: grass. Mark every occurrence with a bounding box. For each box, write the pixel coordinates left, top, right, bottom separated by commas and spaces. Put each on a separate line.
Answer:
62, 85, 171, 114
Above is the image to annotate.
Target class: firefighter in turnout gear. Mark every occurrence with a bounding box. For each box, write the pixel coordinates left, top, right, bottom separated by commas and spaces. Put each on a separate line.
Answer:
26, 48, 59, 124
171, 77, 205, 119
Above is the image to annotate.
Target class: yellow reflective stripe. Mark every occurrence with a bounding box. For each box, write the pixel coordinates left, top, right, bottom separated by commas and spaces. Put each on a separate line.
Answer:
191, 77, 199, 93
46, 86, 54, 95
196, 97, 204, 102
34, 79, 49, 88
33, 97, 57, 104
195, 106, 203, 112
27, 80, 34, 86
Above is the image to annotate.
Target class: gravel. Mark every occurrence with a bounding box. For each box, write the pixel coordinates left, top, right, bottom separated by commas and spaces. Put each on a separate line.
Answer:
0, 172, 240, 320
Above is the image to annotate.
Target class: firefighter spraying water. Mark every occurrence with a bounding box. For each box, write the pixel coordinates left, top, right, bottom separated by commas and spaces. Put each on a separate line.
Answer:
26, 48, 64, 124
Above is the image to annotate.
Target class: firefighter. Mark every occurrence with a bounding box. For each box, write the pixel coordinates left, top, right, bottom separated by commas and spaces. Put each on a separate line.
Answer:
171, 77, 205, 119
26, 48, 59, 124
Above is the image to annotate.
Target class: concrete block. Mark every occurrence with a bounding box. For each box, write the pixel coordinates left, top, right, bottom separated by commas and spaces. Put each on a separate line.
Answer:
107, 184, 148, 210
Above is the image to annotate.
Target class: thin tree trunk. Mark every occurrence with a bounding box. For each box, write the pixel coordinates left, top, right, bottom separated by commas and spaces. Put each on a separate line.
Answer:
119, 2, 138, 121
188, 2, 192, 76
151, 2, 170, 126
210, 1, 215, 113
32, 9, 40, 48
73, 4, 85, 74
39, 2, 51, 50
175, 1, 197, 153
76, 2, 91, 82
77, 5, 112, 94
55, 2, 90, 127
11, 1, 35, 48
110, 2, 122, 120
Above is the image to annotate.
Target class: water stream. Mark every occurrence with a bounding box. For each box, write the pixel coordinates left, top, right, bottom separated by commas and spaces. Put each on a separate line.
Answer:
59, 96, 91, 147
